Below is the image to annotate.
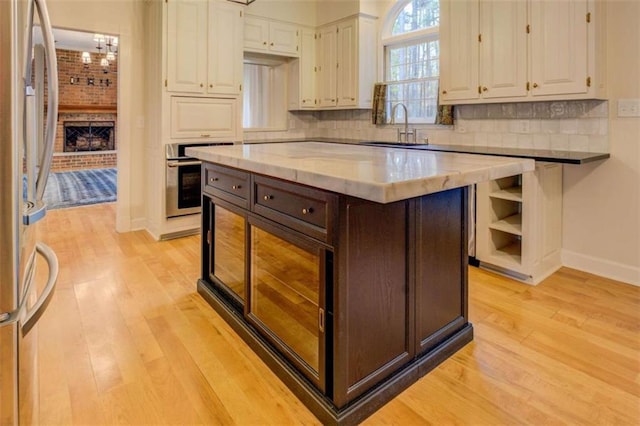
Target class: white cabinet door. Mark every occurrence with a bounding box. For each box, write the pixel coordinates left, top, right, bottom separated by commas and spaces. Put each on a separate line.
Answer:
480, 0, 527, 99
439, 0, 480, 102
317, 25, 337, 107
207, 0, 243, 95
530, 0, 588, 97
300, 28, 317, 108
244, 16, 269, 52
269, 21, 300, 56
170, 97, 238, 139
244, 16, 300, 57
336, 19, 357, 107
166, 0, 207, 93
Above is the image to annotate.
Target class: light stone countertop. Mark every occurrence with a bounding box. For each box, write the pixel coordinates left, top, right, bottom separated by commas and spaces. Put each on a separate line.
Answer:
187, 142, 535, 203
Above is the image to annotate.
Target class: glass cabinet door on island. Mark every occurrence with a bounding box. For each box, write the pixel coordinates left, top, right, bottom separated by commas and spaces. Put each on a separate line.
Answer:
247, 216, 329, 391
208, 201, 247, 306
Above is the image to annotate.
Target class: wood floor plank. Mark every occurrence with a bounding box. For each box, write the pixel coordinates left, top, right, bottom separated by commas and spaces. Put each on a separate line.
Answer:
35, 203, 640, 425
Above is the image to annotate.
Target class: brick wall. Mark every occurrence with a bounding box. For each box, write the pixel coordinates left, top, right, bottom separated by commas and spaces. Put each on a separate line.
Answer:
56, 49, 117, 106
51, 49, 118, 171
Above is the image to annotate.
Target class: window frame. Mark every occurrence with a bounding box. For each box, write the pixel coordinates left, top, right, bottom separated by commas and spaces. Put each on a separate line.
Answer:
382, 0, 440, 125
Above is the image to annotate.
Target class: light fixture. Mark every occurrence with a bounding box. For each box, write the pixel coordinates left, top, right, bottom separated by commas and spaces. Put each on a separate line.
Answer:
226, 0, 256, 4
106, 51, 115, 62
81, 51, 91, 67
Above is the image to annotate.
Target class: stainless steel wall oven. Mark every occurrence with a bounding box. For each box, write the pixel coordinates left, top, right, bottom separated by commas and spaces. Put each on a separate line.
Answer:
165, 142, 233, 218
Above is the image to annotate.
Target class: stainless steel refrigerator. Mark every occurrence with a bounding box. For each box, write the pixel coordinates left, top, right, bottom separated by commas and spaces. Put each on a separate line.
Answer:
1, 0, 59, 423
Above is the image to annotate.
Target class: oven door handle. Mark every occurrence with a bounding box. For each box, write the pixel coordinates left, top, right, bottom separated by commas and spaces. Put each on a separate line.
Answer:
167, 160, 202, 168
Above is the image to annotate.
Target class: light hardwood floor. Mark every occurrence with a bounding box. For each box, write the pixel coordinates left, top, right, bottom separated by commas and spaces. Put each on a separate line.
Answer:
35, 203, 640, 425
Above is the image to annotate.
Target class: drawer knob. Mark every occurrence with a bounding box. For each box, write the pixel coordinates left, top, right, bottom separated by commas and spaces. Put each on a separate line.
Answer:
263, 195, 273, 201
232, 185, 241, 190
209, 177, 218, 183
302, 208, 313, 215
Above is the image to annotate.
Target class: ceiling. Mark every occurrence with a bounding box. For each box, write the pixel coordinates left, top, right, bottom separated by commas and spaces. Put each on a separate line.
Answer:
33, 26, 118, 52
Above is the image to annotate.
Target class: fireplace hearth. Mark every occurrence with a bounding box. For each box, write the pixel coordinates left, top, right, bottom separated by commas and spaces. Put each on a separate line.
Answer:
63, 121, 115, 152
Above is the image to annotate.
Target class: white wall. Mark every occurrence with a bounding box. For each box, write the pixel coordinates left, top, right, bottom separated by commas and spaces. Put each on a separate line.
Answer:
561, 0, 640, 285
47, 0, 147, 233
245, 0, 317, 26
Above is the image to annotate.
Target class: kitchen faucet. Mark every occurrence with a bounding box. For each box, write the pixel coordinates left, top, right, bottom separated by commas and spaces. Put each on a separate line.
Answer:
390, 103, 415, 143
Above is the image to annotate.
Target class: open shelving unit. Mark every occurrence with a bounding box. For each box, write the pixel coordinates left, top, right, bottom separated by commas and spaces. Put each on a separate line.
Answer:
475, 163, 563, 285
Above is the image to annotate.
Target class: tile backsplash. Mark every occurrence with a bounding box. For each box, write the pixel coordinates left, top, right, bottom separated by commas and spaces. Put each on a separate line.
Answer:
244, 100, 609, 153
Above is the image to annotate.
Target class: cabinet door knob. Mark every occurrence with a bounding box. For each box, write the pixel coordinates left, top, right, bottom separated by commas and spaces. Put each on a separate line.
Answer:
263, 41, 267, 45
532, 83, 539, 88
232, 185, 241, 190
209, 177, 218, 183
263, 195, 273, 200
351, 97, 355, 101
270, 42, 274, 46
302, 208, 313, 215
200, 83, 204, 88
209, 84, 213, 88
482, 86, 488, 92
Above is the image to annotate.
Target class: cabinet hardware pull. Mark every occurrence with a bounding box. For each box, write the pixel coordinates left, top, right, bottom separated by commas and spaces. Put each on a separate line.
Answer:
201, 134, 211, 137
270, 42, 274, 46
482, 86, 488, 92
232, 185, 241, 190
319, 308, 325, 332
209, 84, 213, 88
302, 208, 313, 215
351, 97, 355, 101
263, 41, 267, 45
532, 83, 539, 88
209, 177, 218, 183
263, 195, 273, 200
442, 90, 447, 95
200, 83, 203, 88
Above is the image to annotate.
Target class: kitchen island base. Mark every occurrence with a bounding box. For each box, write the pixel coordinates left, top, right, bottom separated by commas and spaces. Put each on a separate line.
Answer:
198, 279, 473, 425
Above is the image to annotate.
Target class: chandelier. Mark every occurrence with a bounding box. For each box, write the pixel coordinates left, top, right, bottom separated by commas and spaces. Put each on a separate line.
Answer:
81, 33, 118, 74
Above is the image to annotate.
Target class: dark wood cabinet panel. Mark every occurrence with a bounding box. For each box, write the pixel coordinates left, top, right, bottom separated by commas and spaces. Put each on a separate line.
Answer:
415, 187, 468, 353
333, 198, 413, 407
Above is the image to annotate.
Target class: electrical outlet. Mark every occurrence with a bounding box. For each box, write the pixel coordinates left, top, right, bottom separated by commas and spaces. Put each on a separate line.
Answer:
617, 99, 640, 117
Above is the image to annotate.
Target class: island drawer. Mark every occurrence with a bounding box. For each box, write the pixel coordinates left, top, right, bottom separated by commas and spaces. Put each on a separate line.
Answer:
253, 175, 336, 242
203, 163, 249, 208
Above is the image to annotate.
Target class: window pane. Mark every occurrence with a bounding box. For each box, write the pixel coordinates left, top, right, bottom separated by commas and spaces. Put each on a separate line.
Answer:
392, 0, 439, 35
386, 39, 439, 82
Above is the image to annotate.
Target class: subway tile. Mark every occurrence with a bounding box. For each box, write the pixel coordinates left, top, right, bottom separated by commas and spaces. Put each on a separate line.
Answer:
559, 119, 578, 134
516, 103, 534, 118
549, 134, 569, 150
517, 134, 534, 149
479, 120, 496, 132
494, 120, 511, 133
484, 133, 502, 147
473, 132, 488, 147
569, 134, 589, 152
599, 118, 609, 135
529, 119, 541, 134
577, 118, 600, 135
533, 134, 551, 150
541, 119, 560, 134
502, 134, 518, 148
588, 135, 609, 152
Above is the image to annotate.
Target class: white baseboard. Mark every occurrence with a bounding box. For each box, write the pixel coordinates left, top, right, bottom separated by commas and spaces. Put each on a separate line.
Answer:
561, 249, 640, 286
130, 217, 147, 231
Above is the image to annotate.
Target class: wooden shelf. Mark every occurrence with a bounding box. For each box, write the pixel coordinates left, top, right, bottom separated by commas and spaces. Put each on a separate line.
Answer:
490, 241, 522, 266
489, 187, 523, 202
489, 214, 522, 236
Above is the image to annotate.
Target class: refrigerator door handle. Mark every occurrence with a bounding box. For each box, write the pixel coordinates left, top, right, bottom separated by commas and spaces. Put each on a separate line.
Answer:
33, 0, 58, 202
0, 243, 58, 335
21, 243, 58, 335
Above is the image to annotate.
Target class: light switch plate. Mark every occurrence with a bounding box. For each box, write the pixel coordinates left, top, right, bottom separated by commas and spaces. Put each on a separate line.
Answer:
617, 99, 640, 117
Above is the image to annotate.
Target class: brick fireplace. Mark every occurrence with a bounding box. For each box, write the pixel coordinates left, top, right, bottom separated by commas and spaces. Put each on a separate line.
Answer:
52, 49, 118, 171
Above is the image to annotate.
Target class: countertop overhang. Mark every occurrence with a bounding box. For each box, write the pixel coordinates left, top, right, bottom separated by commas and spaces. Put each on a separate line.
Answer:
187, 142, 534, 203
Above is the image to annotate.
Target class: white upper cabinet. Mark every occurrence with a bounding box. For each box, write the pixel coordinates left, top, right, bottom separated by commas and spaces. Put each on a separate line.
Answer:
479, 0, 528, 99
289, 28, 317, 110
166, 0, 243, 95
166, 0, 207, 94
529, 0, 588, 97
440, 0, 605, 104
244, 16, 300, 57
208, 1, 243, 95
317, 24, 338, 107
315, 16, 376, 110
439, 0, 479, 102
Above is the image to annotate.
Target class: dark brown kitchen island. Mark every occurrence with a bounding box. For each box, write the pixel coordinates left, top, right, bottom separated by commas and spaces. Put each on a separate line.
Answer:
187, 142, 534, 425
